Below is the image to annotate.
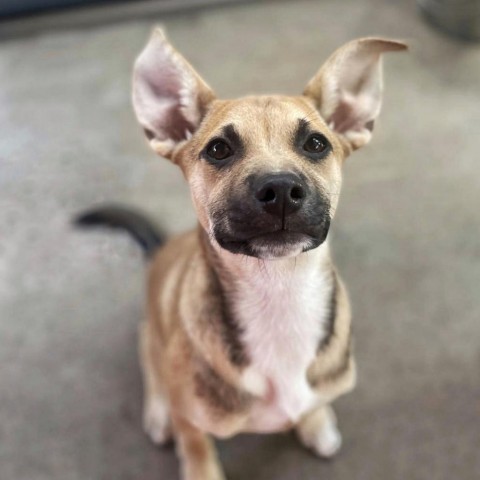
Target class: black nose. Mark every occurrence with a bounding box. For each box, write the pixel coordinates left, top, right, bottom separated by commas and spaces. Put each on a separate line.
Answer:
254, 173, 307, 217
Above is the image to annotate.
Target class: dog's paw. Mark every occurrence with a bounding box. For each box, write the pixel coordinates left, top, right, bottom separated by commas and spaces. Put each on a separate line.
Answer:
310, 420, 342, 458
296, 405, 342, 459
143, 398, 172, 446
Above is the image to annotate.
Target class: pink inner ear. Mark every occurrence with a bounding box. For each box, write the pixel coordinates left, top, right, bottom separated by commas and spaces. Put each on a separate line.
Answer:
167, 108, 195, 142
137, 65, 195, 142
323, 51, 382, 137
157, 96, 195, 142
329, 96, 371, 134
329, 98, 358, 133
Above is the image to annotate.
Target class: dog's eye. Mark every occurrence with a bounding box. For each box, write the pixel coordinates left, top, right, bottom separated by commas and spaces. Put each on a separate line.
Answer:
303, 134, 329, 154
206, 140, 233, 161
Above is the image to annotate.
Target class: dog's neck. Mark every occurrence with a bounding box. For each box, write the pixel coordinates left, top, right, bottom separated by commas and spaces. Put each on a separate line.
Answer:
199, 226, 332, 291
214, 242, 331, 287
201, 226, 334, 353
201, 228, 335, 422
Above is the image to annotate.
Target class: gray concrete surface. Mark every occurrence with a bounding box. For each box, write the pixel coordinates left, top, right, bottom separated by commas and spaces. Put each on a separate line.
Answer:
1, 1, 480, 479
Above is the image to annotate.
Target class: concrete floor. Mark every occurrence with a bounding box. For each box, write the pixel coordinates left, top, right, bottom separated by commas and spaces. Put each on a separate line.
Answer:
1, 1, 480, 479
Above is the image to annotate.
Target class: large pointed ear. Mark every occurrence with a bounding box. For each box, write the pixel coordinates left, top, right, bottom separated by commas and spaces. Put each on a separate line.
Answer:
132, 29, 216, 159
304, 38, 407, 151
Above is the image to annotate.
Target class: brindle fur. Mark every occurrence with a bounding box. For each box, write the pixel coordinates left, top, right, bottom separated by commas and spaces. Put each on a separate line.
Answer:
129, 30, 406, 480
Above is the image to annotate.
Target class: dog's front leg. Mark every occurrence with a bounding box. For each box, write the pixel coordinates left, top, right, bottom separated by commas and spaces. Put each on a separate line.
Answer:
172, 414, 225, 480
296, 404, 342, 459
139, 322, 173, 445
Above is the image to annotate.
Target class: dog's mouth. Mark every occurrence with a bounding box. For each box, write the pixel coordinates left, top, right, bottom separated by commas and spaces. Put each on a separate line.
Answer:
216, 223, 329, 259
211, 194, 332, 259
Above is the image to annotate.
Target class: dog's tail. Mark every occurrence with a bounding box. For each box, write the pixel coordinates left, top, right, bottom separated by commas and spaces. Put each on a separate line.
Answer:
74, 205, 165, 259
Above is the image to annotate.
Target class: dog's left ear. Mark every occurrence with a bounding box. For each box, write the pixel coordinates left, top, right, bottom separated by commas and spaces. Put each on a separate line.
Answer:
304, 38, 407, 151
132, 29, 216, 159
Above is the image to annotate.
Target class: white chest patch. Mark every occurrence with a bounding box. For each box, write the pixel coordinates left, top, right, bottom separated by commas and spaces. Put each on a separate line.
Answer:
226, 246, 334, 432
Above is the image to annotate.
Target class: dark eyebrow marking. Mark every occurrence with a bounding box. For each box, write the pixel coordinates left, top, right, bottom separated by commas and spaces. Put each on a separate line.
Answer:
293, 118, 313, 147
298, 118, 311, 132
222, 123, 244, 150
219, 123, 245, 161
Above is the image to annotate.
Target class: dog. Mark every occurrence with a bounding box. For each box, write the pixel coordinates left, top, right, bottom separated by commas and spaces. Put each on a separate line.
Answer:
77, 29, 406, 480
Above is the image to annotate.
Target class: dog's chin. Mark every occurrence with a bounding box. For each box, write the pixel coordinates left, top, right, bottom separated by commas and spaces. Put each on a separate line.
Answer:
216, 230, 328, 259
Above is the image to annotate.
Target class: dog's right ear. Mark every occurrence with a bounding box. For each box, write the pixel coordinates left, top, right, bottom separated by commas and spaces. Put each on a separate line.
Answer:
132, 29, 215, 159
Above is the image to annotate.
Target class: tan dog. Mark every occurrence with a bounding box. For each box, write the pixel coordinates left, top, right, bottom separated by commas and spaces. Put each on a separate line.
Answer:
78, 30, 406, 480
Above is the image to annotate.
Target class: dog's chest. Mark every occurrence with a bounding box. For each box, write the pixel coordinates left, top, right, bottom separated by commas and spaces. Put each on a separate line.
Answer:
234, 263, 333, 432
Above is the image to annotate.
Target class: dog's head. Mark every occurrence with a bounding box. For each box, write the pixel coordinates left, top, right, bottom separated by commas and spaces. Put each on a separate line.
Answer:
132, 29, 406, 259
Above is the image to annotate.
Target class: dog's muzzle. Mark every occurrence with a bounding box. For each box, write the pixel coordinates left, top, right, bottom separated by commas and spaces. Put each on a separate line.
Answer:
212, 172, 331, 259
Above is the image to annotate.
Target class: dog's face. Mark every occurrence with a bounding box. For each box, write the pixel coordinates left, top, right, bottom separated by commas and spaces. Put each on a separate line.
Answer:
183, 96, 342, 258
132, 30, 406, 259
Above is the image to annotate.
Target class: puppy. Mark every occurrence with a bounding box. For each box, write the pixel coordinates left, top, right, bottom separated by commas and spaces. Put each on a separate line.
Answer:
77, 30, 406, 480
